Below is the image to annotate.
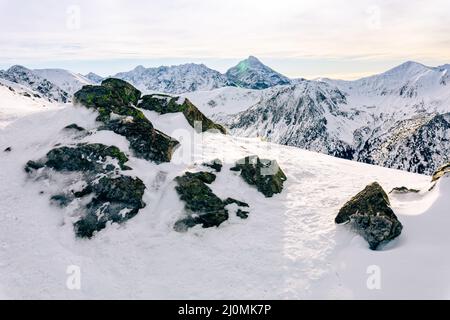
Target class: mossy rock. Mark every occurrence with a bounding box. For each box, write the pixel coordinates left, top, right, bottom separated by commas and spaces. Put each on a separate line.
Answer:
101, 78, 141, 106
102, 116, 179, 164
25, 143, 130, 174
138, 95, 226, 134
74, 175, 146, 238
335, 182, 403, 250
74, 82, 179, 164
230, 155, 287, 198
173, 171, 251, 231
432, 163, 450, 182
174, 171, 227, 231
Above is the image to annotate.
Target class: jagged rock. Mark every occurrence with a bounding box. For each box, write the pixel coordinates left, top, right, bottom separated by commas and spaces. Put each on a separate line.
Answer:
230, 155, 287, 197
25, 143, 146, 238
202, 159, 223, 172
63, 124, 86, 132
174, 171, 227, 231
173, 171, 252, 231
389, 186, 420, 194
335, 182, 403, 250
432, 163, 450, 182
223, 198, 250, 219
101, 78, 141, 106
74, 175, 146, 238
3, 147, 11, 152
74, 81, 179, 164
25, 143, 130, 174
138, 95, 226, 134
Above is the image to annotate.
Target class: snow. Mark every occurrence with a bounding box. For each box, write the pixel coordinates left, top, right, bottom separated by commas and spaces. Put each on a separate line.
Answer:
33, 69, 93, 95
2, 94, 448, 299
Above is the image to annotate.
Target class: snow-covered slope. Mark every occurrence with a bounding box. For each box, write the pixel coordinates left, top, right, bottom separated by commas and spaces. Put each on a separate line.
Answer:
33, 69, 93, 95
0, 65, 70, 103
1, 87, 449, 299
114, 63, 230, 94
225, 62, 450, 174
225, 56, 291, 89
0, 78, 61, 128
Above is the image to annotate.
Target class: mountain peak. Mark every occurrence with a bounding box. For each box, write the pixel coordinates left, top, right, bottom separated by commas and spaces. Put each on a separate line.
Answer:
226, 56, 291, 89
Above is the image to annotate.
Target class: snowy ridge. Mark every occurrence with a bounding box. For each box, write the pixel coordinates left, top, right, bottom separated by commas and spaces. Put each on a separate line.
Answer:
0, 65, 70, 103
33, 68, 93, 94
190, 62, 450, 174
114, 63, 231, 94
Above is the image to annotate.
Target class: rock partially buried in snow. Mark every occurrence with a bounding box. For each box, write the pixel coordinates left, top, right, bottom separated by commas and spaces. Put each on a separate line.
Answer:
173, 171, 250, 232
389, 186, 420, 194
74, 79, 179, 163
138, 94, 227, 134
74, 175, 146, 238
25, 142, 146, 238
335, 182, 403, 250
432, 163, 450, 182
230, 155, 287, 197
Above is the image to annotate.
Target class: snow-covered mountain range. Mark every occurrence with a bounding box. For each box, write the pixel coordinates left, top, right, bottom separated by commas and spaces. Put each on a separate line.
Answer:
188, 61, 450, 174
1, 59, 448, 174
114, 63, 231, 94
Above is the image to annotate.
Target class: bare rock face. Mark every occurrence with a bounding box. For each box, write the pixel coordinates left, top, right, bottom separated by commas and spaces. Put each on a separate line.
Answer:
335, 182, 403, 250
432, 163, 450, 182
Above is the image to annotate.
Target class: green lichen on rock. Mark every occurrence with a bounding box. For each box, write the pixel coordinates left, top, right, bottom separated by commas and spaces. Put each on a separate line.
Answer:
230, 155, 287, 198
174, 171, 227, 231
25, 143, 130, 173
73, 80, 179, 163
138, 95, 226, 134
25, 143, 146, 238
173, 171, 251, 231
335, 182, 403, 250
74, 175, 146, 238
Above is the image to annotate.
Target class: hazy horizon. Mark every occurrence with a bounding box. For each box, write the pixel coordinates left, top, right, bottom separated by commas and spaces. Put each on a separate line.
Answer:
0, 0, 449, 79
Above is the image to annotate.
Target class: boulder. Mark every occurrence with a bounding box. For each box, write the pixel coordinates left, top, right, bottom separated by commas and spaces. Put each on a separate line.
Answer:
25, 143, 130, 173
230, 155, 287, 197
335, 182, 403, 250
173, 171, 251, 231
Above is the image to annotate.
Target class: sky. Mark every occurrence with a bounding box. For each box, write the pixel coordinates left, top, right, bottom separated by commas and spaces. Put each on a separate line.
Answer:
0, 0, 449, 79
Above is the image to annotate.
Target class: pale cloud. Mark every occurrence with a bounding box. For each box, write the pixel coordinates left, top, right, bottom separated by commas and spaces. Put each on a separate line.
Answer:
0, 0, 449, 78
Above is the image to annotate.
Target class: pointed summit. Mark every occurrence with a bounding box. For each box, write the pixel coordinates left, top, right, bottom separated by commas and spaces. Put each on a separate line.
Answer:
226, 56, 291, 89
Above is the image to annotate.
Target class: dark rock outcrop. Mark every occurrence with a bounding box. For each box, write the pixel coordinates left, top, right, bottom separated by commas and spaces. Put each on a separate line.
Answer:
173, 171, 250, 231
432, 163, 450, 182
230, 155, 287, 197
74, 79, 179, 163
25, 143, 130, 173
138, 94, 226, 134
74, 175, 146, 238
389, 186, 420, 194
25, 143, 146, 238
202, 159, 223, 172
335, 182, 403, 250
63, 124, 86, 132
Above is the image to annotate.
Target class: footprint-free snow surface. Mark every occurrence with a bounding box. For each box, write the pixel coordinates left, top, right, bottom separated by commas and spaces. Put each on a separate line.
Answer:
0, 88, 448, 299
